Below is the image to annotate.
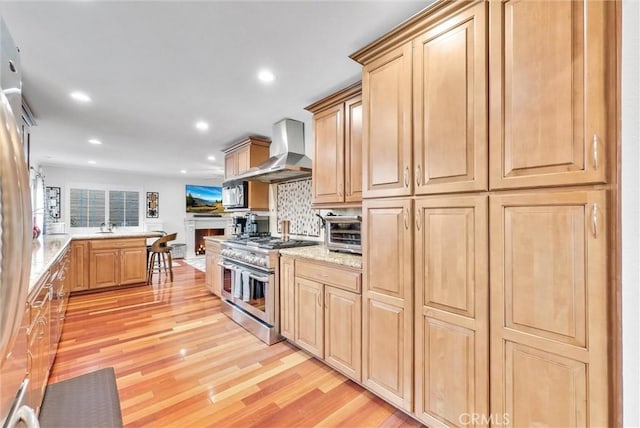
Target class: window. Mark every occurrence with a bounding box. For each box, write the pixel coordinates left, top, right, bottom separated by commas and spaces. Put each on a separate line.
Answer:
69, 187, 140, 229
109, 191, 139, 227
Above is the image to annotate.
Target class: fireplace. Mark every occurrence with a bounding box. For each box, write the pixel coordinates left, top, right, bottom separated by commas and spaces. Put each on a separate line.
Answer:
194, 228, 224, 255
184, 217, 230, 257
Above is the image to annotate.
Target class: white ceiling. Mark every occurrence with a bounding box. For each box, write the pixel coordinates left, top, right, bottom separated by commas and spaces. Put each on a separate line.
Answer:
0, 0, 428, 180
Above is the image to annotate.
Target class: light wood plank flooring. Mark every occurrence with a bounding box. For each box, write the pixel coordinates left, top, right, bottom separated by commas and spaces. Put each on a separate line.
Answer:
50, 261, 422, 427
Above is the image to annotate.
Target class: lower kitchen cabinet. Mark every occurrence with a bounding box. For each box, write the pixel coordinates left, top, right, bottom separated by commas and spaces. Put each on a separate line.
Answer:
489, 190, 608, 427
279, 256, 295, 340
205, 240, 222, 297
89, 238, 147, 289
362, 198, 413, 412
281, 256, 362, 382
414, 195, 489, 427
27, 274, 51, 414
294, 277, 324, 358
324, 285, 361, 381
70, 240, 89, 291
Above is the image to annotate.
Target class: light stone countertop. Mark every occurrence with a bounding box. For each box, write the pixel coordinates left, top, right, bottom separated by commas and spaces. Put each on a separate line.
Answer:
70, 231, 163, 240
28, 231, 164, 293
279, 245, 362, 269
29, 234, 72, 292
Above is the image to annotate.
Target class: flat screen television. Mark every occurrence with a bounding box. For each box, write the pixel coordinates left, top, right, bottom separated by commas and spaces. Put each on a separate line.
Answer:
185, 185, 224, 214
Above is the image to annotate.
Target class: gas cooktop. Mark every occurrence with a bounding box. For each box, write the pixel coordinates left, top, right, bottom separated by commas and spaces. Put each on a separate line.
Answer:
226, 235, 318, 250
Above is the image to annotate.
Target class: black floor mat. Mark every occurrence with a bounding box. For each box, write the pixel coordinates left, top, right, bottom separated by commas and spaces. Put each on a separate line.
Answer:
39, 367, 123, 428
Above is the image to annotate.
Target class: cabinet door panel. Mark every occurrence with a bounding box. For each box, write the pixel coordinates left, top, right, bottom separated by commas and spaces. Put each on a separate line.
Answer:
490, 191, 608, 426
70, 241, 89, 291
362, 198, 413, 411
415, 195, 488, 427
345, 96, 363, 203
489, 1, 611, 188
414, 2, 488, 194
280, 257, 295, 340
362, 42, 413, 198
224, 153, 236, 180
120, 247, 147, 285
324, 286, 361, 382
294, 277, 323, 358
312, 104, 344, 204
89, 250, 119, 288
236, 145, 251, 175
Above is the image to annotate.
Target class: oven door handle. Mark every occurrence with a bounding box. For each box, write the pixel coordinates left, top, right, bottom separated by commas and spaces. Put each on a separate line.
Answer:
248, 273, 270, 282
219, 262, 237, 269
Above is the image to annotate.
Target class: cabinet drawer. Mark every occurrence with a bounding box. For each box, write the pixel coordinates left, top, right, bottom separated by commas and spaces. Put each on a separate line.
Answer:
295, 259, 361, 293
90, 238, 145, 250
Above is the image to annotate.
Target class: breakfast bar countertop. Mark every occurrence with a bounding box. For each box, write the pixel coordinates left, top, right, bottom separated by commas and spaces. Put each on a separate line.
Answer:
279, 245, 362, 269
70, 231, 164, 240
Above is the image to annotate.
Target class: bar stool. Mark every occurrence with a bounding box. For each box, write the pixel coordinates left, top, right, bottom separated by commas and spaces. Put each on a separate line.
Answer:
147, 233, 177, 284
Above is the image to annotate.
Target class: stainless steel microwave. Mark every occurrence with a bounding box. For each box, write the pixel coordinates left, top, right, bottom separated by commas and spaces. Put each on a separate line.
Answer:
325, 215, 361, 254
222, 182, 248, 209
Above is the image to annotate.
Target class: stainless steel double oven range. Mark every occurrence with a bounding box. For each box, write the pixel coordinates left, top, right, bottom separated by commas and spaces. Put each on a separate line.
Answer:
219, 236, 317, 344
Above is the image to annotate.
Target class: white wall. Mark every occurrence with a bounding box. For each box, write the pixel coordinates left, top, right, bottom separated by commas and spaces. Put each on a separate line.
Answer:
622, 1, 640, 426
41, 164, 223, 245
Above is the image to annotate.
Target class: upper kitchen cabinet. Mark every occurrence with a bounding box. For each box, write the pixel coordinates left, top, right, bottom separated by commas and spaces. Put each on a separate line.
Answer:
360, 43, 413, 199
489, 0, 614, 189
413, 2, 487, 194
223, 136, 270, 211
305, 82, 363, 206
353, 1, 488, 198
223, 136, 270, 180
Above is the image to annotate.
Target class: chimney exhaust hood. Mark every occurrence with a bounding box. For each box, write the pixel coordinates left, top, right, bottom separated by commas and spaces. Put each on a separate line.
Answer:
226, 118, 312, 184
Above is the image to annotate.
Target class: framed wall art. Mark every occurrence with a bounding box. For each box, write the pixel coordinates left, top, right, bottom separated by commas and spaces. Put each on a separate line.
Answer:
146, 191, 159, 218
45, 186, 61, 220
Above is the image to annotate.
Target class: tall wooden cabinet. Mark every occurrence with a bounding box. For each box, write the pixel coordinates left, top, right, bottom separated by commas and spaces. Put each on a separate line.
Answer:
352, 0, 617, 426
305, 82, 363, 206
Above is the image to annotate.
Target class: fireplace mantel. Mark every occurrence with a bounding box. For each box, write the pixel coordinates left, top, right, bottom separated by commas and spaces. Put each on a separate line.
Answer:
184, 217, 230, 257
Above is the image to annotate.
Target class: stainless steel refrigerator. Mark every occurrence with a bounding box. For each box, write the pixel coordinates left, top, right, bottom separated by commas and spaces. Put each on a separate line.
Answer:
0, 18, 39, 428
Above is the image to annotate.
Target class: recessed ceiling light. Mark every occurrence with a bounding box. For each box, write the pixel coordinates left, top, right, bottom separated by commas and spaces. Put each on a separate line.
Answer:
180, 169, 187, 174
207, 155, 216, 161
88, 138, 102, 145
257, 69, 275, 83
88, 160, 97, 165
70, 91, 91, 103
195, 121, 209, 131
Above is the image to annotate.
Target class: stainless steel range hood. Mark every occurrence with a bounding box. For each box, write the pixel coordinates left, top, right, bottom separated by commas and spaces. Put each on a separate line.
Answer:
227, 118, 312, 184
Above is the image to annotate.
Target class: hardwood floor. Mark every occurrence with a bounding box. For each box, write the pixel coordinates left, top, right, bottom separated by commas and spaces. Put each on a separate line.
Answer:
50, 261, 422, 427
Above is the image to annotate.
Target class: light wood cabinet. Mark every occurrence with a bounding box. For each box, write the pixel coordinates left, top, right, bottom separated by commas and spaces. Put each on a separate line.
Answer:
362, 198, 413, 411
294, 276, 324, 359
489, 0, 612, 189
89, 238, 147, 289
362, 43, 413, 199
490, 190, 608, 427
222, 136, 271, 210
351, 0, 617, 423
414, 195, 489, 426
70, 240, 89, 291
306, 83, 362, 206
324, 285, 361, 382
279, 256, 295, 340
413, 2, 487, 195
205, 240, 222, 297
27, 274, 51, 414
281, 257, 362, 381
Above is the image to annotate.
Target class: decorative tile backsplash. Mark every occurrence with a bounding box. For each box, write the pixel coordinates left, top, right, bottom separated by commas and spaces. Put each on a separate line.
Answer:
276, 178, 320, 237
